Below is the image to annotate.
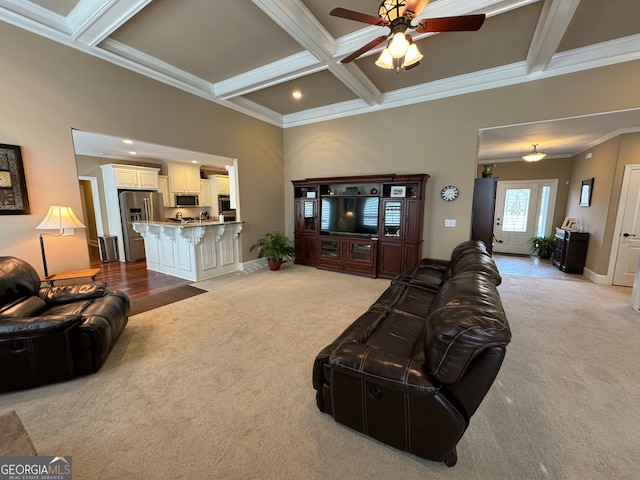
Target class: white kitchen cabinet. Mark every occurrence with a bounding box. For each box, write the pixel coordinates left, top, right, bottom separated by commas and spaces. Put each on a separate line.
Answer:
158, 175, 172, 207
216, 175, 229, 195
167, 163, 201, 194
133, 222, 243, 281
200, 179, 212, 207
108, 164, 159, 190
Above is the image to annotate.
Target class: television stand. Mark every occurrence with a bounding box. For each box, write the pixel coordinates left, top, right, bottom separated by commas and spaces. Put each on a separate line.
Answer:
292, 173, 428, 278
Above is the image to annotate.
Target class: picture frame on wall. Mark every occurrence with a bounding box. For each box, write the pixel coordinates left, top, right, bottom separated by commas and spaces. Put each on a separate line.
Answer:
579, 178, 594, 207
0, 143, 31, 215
390, 186, 406, 198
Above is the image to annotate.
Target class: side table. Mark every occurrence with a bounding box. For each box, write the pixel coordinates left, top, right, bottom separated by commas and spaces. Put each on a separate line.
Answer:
41, 267, 101, 285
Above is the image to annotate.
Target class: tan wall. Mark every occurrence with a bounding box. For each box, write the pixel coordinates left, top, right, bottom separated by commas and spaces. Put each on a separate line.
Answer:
477, 158, 573, 234
0, 23, 284, 275
567, 137, 622, 275
4, 19, 640, 276
285, 61, 640, 261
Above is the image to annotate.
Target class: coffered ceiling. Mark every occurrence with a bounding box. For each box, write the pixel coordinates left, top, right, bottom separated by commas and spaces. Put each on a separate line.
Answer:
2, 0, 640, 161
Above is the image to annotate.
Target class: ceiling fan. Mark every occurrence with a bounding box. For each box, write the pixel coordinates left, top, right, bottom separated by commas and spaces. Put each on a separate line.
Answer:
330, 0, 485, 71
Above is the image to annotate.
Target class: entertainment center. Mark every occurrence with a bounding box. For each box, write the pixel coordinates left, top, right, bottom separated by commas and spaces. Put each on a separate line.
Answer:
292, 174, 428, 278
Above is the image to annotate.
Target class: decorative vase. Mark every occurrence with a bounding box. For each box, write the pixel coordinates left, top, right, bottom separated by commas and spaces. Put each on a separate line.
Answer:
267, 259, 283, 271
481, 164, 495, 178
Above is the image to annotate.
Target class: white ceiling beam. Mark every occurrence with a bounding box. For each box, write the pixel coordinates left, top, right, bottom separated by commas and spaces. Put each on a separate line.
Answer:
214, 51, 325, 100
70, 0, 152, 47
0, 0, 70, 33
415, 0, 539, 20
526, 0, 581, 74
252, 0, 382, 106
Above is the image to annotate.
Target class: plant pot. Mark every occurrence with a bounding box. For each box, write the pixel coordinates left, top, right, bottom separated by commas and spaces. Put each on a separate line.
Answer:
267, 259, 283, 271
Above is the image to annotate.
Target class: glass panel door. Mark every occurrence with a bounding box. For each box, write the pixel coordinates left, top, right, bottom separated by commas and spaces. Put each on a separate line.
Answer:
383, 200, 402, 237
303, 200, 316, 231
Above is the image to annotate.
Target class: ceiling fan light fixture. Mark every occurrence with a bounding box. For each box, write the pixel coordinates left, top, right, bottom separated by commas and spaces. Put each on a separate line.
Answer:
378, 0, 407, 22
522, 144, 547, 162
388, 31, 410, 58
375, 48, 395, 69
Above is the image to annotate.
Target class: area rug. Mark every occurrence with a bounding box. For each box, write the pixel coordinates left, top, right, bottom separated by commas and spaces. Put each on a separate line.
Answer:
128, 285, 206, 316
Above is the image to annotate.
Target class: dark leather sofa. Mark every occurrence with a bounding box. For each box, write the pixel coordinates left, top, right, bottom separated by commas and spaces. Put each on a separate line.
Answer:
0, 256, 129, 393
313, 240, 511, 467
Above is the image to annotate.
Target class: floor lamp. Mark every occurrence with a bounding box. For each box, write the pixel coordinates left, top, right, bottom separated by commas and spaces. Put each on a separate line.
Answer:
36, 205, 86, 279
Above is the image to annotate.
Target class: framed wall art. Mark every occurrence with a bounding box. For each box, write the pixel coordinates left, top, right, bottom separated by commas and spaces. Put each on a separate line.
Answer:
390, 185, 406, 198
579, 178, 594, 207
0, 143, 31, 215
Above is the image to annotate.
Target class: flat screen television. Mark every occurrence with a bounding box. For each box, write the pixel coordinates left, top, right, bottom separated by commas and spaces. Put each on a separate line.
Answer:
320, 196, 379, 236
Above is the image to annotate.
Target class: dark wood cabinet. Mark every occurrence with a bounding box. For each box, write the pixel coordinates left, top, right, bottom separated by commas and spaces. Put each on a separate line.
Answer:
292, 174, 428, 278
471, 177, 498, 254
318, 236, 378, 277
293, 192, 319, 266
552, 227, 589, 274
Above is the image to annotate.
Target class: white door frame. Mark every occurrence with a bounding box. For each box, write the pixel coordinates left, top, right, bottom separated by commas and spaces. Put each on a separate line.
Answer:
493, 179, 558, 254
608, 164, 640, 285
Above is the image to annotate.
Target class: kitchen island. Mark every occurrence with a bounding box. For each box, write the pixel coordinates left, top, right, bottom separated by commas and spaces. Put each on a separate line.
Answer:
132, 220, 243, 281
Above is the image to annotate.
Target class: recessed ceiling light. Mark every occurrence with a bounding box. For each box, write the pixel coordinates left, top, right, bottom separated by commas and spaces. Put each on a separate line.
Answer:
191, 160, 198, 163
292, 90, 302, 99
123, 139, 133, 144
128, 151, 137, 155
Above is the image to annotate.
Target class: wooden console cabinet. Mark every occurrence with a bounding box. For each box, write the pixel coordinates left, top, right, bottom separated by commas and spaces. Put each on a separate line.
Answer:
292, 174, 428, 278
552, 227, 589, 274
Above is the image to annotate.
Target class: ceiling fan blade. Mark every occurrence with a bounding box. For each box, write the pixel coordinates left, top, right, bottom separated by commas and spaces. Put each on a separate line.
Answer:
402, 0, 431, 17
340, 35, 389, 63
415, 14, 486, 33
404, 61, 421, 71
330, 7, 389, 27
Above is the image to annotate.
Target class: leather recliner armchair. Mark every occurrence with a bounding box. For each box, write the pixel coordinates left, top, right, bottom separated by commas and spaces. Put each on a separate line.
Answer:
0, 256, 129, 393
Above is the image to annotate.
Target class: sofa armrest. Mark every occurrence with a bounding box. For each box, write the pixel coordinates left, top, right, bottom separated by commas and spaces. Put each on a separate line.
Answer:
0, 315, 81, 338
329, 342, 439, 395
38, 282, 108, 306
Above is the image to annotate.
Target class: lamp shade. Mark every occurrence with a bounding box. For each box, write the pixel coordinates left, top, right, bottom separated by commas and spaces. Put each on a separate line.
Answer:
388, 32, 410, 58
403, 43, 423, 68
375, 48, 395, 69
36, 206, 86, 231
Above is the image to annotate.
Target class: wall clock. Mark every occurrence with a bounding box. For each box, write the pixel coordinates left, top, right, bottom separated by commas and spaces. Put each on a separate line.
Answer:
441, 185, 459, 201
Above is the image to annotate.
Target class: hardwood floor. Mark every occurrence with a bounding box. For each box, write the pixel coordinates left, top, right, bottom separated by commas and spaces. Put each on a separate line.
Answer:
89, 245, 192, 300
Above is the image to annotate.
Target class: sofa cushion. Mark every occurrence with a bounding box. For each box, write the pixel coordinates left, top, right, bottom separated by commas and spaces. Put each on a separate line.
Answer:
0, 257, 41, 308
424, 271, 511, 384
0, 296, 46, 319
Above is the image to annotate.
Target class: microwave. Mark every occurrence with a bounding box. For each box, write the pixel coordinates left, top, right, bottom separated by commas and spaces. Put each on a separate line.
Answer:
175, 194, 199, 207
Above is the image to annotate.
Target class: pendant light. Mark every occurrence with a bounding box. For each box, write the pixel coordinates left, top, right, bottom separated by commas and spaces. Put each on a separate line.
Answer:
522, 144, 547, 162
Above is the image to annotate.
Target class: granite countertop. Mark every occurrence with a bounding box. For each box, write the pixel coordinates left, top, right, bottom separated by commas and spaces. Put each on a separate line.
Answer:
133, 220, 242, 227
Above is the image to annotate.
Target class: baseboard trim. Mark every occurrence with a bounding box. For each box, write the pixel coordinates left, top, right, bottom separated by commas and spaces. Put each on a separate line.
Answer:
241, 258, 267, 271
583, 267, 610, 285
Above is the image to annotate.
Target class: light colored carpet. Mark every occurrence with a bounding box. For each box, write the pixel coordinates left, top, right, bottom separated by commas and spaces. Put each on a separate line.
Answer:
1, 265, 639, 479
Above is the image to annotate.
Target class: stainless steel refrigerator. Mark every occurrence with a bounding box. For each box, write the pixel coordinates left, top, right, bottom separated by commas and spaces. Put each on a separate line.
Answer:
119, 191, 165, 261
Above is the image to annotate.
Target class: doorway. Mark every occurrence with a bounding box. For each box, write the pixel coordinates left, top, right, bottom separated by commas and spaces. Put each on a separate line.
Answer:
493, 179, 557, 255
612, 165, 640, 286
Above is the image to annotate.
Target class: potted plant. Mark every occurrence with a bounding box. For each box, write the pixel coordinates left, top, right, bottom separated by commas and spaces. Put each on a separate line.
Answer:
528, 235, 556, 259
250, 231, 295, 271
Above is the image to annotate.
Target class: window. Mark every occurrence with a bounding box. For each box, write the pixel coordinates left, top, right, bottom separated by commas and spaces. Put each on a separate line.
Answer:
502, 188, 531, 232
